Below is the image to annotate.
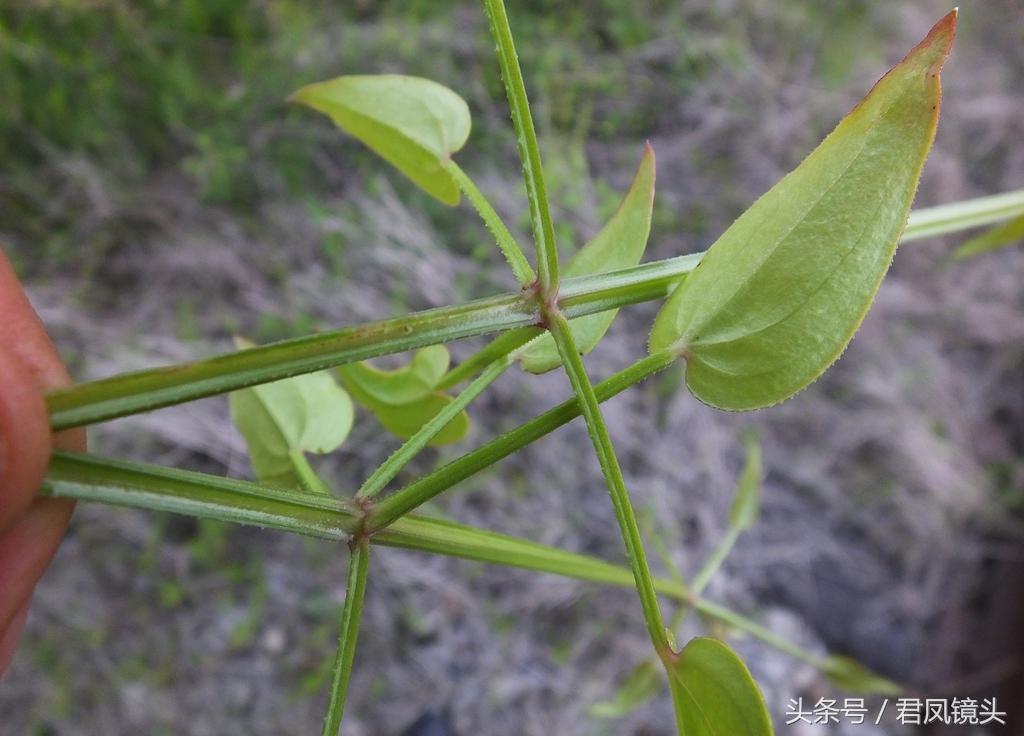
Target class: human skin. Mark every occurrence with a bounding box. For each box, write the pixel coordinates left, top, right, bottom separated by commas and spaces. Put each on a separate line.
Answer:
0, 249, 86, 676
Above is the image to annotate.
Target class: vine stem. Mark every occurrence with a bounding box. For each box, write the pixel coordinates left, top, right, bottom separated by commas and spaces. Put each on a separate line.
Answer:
356, 357, 511, 500
44, 189, 1024, 431
443, 160, 535, 286
547, 312, 673, 659
290, 449, 332, 495
42, 451, 833, 670
689, 525, 742, 598
483, 0, 560, 294
322, 539, 370, 736
435, 326, 539, 390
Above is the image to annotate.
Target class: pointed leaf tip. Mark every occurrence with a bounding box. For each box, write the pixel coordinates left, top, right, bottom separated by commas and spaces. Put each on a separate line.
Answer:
903, 9, 956, 75
649, 13, 955, 410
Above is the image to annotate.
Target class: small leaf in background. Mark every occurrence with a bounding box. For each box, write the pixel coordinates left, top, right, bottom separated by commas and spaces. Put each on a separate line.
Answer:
649, 12, 957, 411
729, 435, 762, 531
952, 213, 1024, 260
669, 637, 773, 736
339, 345, 449, 405
519, 144, 656, 374
823, 655, 903, 696
229, 371, 354, 490
588, 660, 662, 719
290, 75, 471, 205
339, 346, 468, 445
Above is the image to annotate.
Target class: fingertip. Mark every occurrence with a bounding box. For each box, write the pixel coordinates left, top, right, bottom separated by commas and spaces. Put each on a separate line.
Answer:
0, 599, 29, 679
0, 348, 53, 531
0, 497, 72, 638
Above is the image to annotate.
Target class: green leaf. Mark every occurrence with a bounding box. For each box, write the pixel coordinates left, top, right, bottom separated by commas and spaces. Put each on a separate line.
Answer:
370, 392, 469, 445
229, 372, 354, 489
589, 660, 663, 719
669, 637, 773, 736
339, 345, 449, 406
339, 348, 468, 446
823, 655, 903, 696
952, 213, 1024, 260
290, 75, 471, 205
520, 144, 656, 373
649, 12, 956, 410
729, 436, 762, 531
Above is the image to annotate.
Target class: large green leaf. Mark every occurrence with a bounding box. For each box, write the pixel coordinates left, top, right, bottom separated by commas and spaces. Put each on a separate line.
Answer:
649, 12, 956, 410
952, 213, 1024, 260
229, 372, 354, 489
520, 144, 656, 373
669, 637, 773, 736
339, 345, 449, 406
290, 75, 471, 205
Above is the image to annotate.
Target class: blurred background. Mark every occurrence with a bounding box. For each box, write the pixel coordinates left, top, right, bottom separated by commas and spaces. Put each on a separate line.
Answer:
1, 1, 1022, 734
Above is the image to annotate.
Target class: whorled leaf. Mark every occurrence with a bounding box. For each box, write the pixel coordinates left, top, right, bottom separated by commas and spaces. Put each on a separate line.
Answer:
649, 12, 956, 410
290, 75, 471, 205
952, 213, 1024, 260
520, 144, 656, 373
669, 637, 773, 736
229, 371, 354, 490
339, 347, 468, 445
589, 659, 662, 719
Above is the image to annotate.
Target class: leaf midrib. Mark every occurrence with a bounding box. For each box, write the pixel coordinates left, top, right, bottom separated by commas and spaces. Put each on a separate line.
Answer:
681, 76, 918, 348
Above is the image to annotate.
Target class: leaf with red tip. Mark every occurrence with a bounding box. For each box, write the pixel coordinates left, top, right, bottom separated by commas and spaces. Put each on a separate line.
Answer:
650, 11, 957, 410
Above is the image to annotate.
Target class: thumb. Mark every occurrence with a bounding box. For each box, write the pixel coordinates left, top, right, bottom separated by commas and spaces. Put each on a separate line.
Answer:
0, 347, 52, 533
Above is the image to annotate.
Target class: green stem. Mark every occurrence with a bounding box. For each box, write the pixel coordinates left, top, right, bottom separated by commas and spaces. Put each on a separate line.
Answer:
44, 451, 360, 537
45, 188, 1022, 431
548, 312, 671, 656
902, 188, 1024, 242
693, 598, 823, 667
369, 351, 675, 529
290, 450, 332, 496
41, 451, 827, 667
435, 326, 539, 391
689, 525, 742, 598
443, 160, 535, 286
44, 259, 692, 430
322, 540, 370, 736
356, 357, 511, 500
483, 0, 559, 294
46, 290, 535, 431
